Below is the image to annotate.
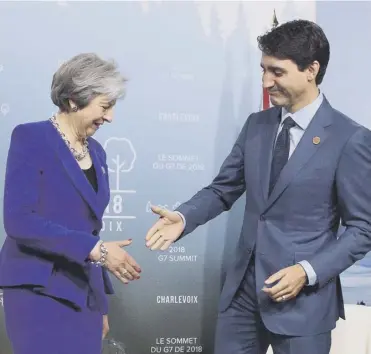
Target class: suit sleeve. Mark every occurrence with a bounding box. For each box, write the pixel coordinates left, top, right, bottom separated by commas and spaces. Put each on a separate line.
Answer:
308, 127, 371, 288
3, 124, 100, 265
176, 116, 251, 237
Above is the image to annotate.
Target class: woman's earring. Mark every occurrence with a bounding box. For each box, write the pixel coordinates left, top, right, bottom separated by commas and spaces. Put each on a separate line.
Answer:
71, 106, 78, 112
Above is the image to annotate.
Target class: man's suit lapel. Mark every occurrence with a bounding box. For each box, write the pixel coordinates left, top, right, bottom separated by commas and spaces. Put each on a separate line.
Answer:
46, 121, 103, 220
259, 107, 281, 203
265, 98, 333, 209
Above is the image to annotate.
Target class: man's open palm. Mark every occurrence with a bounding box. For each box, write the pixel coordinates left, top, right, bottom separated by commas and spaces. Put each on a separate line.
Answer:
145, 205, 185, 250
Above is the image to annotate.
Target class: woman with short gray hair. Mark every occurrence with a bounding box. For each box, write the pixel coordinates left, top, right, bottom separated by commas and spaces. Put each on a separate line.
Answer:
0, 53, 141, 354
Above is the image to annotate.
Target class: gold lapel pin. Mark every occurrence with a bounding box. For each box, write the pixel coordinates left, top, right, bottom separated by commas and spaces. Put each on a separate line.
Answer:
313, 136, 321, 145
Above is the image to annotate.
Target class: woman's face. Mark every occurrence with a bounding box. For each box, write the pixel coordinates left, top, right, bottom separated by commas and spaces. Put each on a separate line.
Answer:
72, 95, 115, 138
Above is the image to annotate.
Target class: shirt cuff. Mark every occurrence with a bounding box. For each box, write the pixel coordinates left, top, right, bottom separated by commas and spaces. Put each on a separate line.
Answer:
174, 211, 186, 227
298, 260, 317, 286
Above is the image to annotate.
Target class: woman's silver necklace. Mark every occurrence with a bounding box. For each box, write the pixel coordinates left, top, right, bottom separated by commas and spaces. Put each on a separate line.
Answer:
49, 115, 89, 161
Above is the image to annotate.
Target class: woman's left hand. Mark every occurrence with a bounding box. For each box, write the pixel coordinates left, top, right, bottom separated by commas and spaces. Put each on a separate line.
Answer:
102, 315, 109, 339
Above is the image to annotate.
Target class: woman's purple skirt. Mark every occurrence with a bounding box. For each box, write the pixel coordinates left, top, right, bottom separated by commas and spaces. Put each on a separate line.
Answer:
3, 287, 103, 354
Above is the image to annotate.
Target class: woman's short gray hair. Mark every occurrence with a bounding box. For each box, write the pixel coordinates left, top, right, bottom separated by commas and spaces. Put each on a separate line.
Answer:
51, 53, 127, 112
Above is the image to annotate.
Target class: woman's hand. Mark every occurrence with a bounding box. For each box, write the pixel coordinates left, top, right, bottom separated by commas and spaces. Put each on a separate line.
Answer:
90, 239, 141, 284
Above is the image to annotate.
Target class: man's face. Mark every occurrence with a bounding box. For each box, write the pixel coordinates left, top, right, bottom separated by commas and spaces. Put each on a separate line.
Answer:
261, 54, 312, 111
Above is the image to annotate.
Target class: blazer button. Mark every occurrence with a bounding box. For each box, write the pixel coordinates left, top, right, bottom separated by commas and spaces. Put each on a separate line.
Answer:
92, 230, 98, 236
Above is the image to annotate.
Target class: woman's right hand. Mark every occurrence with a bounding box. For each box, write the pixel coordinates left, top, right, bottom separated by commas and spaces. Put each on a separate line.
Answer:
89, 239, 141, 284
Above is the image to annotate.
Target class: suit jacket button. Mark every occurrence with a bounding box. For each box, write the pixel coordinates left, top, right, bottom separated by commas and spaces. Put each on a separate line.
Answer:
92, 230, 98, 236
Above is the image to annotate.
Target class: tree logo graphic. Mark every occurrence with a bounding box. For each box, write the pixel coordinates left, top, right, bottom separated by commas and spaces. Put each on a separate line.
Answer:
103, 137, 137, 191
102, 137, 137, 225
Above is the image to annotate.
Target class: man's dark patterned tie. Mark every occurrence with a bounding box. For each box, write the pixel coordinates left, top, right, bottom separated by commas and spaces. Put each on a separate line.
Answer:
269, 117, 296, 195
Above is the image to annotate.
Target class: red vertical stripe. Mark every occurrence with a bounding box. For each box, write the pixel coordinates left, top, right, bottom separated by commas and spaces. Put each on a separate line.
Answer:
263, 88, 270, 110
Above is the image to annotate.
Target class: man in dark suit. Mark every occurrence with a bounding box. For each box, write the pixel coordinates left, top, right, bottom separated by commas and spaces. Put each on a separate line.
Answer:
145, 20, 371, 353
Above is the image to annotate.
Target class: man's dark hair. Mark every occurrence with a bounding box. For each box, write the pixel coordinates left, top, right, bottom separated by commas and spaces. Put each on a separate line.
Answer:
257, 19, 330, 85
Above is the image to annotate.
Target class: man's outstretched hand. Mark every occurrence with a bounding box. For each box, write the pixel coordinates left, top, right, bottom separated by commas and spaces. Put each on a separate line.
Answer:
145, 205, 185, 251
